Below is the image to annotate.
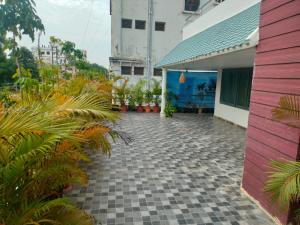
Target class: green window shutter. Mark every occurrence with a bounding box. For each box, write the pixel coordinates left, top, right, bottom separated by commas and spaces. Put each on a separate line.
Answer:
220, 69, 237, 106
220, 68, 253, 110
235, 68, 253, 109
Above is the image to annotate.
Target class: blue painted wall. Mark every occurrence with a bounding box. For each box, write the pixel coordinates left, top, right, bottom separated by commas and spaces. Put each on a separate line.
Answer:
167, 71, 217, 109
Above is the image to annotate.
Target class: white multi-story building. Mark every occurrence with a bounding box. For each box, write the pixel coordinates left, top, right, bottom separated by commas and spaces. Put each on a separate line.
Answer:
109, 0, 225, 87
32, 45, 87, 66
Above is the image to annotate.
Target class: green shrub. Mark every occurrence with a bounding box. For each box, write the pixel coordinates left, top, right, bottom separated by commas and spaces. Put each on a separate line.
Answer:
164, 102, 176, 118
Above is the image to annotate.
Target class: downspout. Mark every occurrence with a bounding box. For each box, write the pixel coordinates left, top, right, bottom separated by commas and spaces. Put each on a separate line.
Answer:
146, 0, 153, 90
119, 0, 123, 56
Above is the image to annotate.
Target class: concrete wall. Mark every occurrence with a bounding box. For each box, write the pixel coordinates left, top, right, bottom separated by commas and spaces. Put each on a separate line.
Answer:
183, 0, 261, 40
110, 0, 220, 81
214, 70, 249, 128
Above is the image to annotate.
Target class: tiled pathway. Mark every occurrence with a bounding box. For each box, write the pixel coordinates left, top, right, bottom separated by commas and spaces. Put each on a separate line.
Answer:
67, 113, 274, 225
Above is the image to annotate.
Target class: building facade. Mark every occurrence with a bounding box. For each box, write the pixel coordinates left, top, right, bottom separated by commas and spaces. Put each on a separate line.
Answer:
109, 0, 225, 87
157, 0, 300, 224
32, 45, 87, 66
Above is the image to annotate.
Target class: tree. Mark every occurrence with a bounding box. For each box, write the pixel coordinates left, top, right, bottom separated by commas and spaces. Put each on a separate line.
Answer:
49, 36, 62, 66
74, 49, 84, 61
0, 47, 16, 85
61, 41, 75, 66
18, 46, 39, 78
0, 0, 44, 80
76, 60, 108, 78
61, 40, 87, 67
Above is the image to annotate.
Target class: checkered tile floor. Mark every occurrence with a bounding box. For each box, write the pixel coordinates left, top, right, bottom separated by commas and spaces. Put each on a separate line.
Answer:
67, 113, 274, 225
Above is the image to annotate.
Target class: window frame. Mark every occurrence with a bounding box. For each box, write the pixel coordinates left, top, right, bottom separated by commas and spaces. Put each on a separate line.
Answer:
121, 66, 132, 75
184, 0, 200, 12
153, 68, 162, 76
135, 20, 146, 30
121, 18, 132, 29
220, 68, 253, 110
155, 22, 165, 31
134, 67, 144, 76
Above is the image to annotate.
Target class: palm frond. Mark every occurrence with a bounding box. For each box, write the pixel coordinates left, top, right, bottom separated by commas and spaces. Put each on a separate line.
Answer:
272, 95, 300, 128
54, 94, 119, 122
265, 160, 300, 207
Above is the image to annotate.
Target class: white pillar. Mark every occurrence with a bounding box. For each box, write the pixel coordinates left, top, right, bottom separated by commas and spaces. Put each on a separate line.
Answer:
160, 68, 167, 117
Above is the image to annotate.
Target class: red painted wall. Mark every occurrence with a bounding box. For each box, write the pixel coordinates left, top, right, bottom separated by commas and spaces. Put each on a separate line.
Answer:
242, 0, 300, 224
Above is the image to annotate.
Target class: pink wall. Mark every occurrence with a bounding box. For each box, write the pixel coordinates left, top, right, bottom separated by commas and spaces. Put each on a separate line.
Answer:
242, 0, 300, 224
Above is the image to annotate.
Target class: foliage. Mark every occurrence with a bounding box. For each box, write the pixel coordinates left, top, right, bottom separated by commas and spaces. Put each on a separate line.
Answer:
18, 46, 39, 78
0, 68, 127, 225
114, 78, 129, 106
61, 41, 84, 66
144, 90, 153, 106
127, 92, 136, 111
39, 64, 60, 88
76, 60, 108, 78
164, 102, 176, 118
265, 95, 300, 220
265, 161, 300, 207
132, 79, 146, 106
13, 67, 39, 96
49, 36, 62, 66
0, 47, 15, 85
0, 0, 44, 89
152, 79, 161, 106
0, 86, 14, 107
0, 0, 44, 42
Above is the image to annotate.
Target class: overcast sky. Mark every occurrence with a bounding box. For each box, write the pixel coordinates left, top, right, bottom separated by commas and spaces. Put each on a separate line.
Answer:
19, 0, 111, 68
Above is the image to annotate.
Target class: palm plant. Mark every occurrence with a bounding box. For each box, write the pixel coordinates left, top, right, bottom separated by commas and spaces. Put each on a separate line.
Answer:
152, 79, 162, 107
265, 95, 300, 219
0, 72, 125, 225
115, 79, 129, 107
133, 80, 146, 107
144, 90, 153, 106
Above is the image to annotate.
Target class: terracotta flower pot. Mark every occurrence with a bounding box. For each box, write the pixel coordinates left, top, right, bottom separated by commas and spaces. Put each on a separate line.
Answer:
153, 106, 160, 113
63, 184, 73, 193
136, 105, 144, 112
120, 104, 128, 112
145, 106, 151, 113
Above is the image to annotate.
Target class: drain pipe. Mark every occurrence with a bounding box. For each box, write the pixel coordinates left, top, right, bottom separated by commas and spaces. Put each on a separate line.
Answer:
119, 0, 123, 56
146, 0, 153, 90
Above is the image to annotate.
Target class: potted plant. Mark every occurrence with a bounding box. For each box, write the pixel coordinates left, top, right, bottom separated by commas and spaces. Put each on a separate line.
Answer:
115, 79, 129, 112
144, 90, 153, 113
152, 79, 162, 113
135, 89, 144, 112
127, 91, 136, 111
133, 80, 146, 112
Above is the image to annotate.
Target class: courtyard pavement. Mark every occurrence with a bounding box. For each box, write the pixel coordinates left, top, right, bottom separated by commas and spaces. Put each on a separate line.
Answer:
67, 113, 274, 225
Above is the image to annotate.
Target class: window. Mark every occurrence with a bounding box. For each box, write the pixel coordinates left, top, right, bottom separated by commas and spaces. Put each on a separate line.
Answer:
121, 66, 132, 75
185, 0, 200, 11
121, 19, 132, 28
220, 68, 253, 110
47, 51, 50, 55
154, 68, 162, 76
135, 20, 146, 30
155, 22, 165, 31
134, 67, 144, 75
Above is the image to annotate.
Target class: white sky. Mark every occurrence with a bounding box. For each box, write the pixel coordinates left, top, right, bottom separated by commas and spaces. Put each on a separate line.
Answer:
19, 0, 111, 68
